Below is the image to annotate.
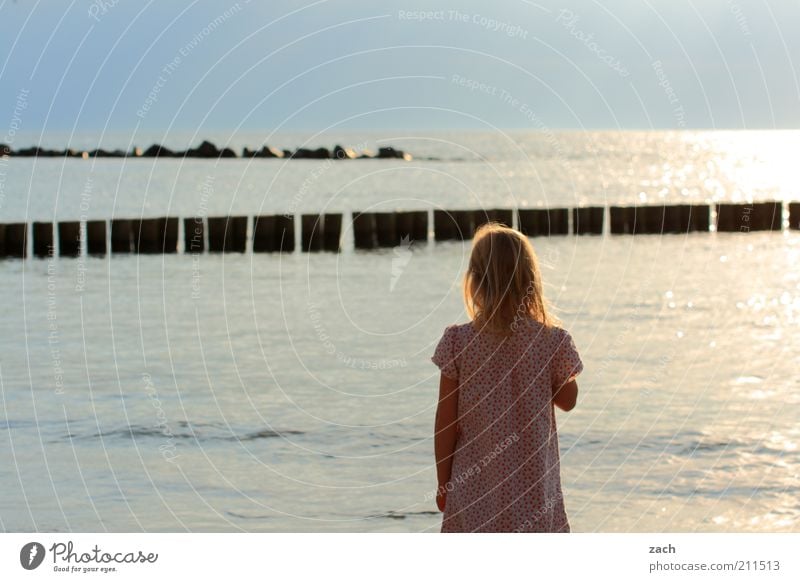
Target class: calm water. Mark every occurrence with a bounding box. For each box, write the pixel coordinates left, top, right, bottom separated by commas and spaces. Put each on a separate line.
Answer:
1, 131, 799, 532
3, 129, 799, 220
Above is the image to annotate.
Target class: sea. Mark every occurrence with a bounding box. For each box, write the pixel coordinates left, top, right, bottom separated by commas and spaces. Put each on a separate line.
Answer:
1, 130, 799, 532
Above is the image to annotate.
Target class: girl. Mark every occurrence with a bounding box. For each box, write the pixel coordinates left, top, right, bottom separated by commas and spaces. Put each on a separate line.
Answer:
431, 223, 583, 533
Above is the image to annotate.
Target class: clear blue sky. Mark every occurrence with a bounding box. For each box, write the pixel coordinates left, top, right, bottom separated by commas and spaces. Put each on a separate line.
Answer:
1, 0, 798, 135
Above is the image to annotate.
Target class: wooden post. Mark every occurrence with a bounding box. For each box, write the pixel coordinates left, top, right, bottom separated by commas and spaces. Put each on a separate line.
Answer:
58, 222, 81, 256
611, 205, 701, 235
716, 202, 781, 232
629, 207, 643, 234
111, 219, 133, 253
207, 216, 247, 252
184, 217, 205, 253
474, 208, 512, 232
275, 215, 295, 252
609, 206, 631, 234
253, 215, 293, 252
33, 222, 54, 257
226, 216, 247, 252
86, 220, 107, 255
549, 208, 570, 235
3, 223, 27, 258
641, 205, 665, 234
163, 217, 178, 253
375, 212, 397, 247
491, 208, 513, 227
653, 204, 709, 234
134, 218, 178, 253
753, 201, 782, 230
455, 210, 475, 239
572, 207, 603, 235
395, 211, 428, 243
323, 214, 342, 252
690, 204, 710, 232
253, 215, 275, 252
789, 202, 800, 230
434, 210, 473, 240
473, 210, 488, 232
353, 212, 377, 250
134, 218, 160, 253
301, 214, 323, 252
434, 210, 458, 241
519, 208, 569, 236
207, 217, 225, 252
662, 205, 687, 234
208, 216, 247, 253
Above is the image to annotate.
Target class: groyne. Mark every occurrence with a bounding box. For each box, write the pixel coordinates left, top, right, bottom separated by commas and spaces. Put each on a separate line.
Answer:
1, 202, 795, 258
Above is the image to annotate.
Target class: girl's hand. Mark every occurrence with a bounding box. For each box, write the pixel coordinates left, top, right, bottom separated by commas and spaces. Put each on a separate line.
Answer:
436, 487, 447, 512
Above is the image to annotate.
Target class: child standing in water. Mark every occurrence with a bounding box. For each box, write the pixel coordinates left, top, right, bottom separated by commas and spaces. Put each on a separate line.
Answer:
431, 223, 583, 533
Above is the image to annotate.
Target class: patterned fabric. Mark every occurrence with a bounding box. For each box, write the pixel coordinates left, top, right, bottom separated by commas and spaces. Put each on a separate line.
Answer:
431, 319, 583, 532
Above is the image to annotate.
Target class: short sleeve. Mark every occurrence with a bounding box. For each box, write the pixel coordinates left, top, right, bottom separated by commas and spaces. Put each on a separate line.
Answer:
551, 328, 583, 387
431, 326, 459, 381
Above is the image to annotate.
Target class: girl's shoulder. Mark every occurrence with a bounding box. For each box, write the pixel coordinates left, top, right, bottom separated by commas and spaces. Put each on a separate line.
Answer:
442, 320, 571, 343
515, 319, 568, 341
441, 321, 476, 339
437, 322, 483, 350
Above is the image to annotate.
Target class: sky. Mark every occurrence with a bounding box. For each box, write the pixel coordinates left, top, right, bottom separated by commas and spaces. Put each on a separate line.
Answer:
0, 0, 798, 138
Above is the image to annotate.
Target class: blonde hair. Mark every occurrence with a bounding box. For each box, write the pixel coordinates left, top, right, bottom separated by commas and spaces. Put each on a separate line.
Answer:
463, 222, 559, 334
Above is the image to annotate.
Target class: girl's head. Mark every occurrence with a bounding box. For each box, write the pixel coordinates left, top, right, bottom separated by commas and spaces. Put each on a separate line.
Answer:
463, 222, 558, 333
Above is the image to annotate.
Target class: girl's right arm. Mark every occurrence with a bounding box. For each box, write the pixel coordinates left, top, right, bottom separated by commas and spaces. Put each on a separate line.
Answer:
434, 373, 459, 511
553, 378, 578, 411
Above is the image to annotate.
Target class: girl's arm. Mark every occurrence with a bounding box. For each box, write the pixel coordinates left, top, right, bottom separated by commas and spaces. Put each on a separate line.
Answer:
553, 378, 579, 411
434, 373, 459, 509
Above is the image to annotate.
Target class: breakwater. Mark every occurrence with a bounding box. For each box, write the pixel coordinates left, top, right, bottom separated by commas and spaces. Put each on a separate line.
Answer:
1, 202, 797, 258
0, 140, 412, 160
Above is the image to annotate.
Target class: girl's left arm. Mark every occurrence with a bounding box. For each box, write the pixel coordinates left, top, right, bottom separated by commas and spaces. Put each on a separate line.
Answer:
434, 373, 459, 510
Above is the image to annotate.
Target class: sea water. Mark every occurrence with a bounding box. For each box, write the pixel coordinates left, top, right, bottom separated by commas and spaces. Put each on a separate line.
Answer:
1, 130, 798, 532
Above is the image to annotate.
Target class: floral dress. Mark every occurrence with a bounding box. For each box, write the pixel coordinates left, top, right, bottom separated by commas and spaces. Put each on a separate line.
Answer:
431, 319, 583, 533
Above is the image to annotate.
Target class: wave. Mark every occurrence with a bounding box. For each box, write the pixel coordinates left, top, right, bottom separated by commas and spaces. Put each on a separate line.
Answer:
58, 421, 303, 443
225, 511, 272, 520
565, 429, 799, 458
367, 510, 440, 520
224, 509, 440, 522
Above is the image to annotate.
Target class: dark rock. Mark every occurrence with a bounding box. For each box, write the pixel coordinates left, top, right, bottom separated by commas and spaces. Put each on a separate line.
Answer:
142, 144, 177, 157
88, 149, 126, 158
377, 146, 411, 160
185, 140, 237, 158
187, 140, 217, 157
332, 144, 357, 160
292, 147, 331, 159
3, 141, 413, 161
243, 145, 284, 158
15, 146, 51, 157
263, 146, 283, 158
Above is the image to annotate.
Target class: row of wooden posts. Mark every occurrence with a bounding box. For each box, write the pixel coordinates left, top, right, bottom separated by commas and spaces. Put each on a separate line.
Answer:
0, 202, 798, 258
